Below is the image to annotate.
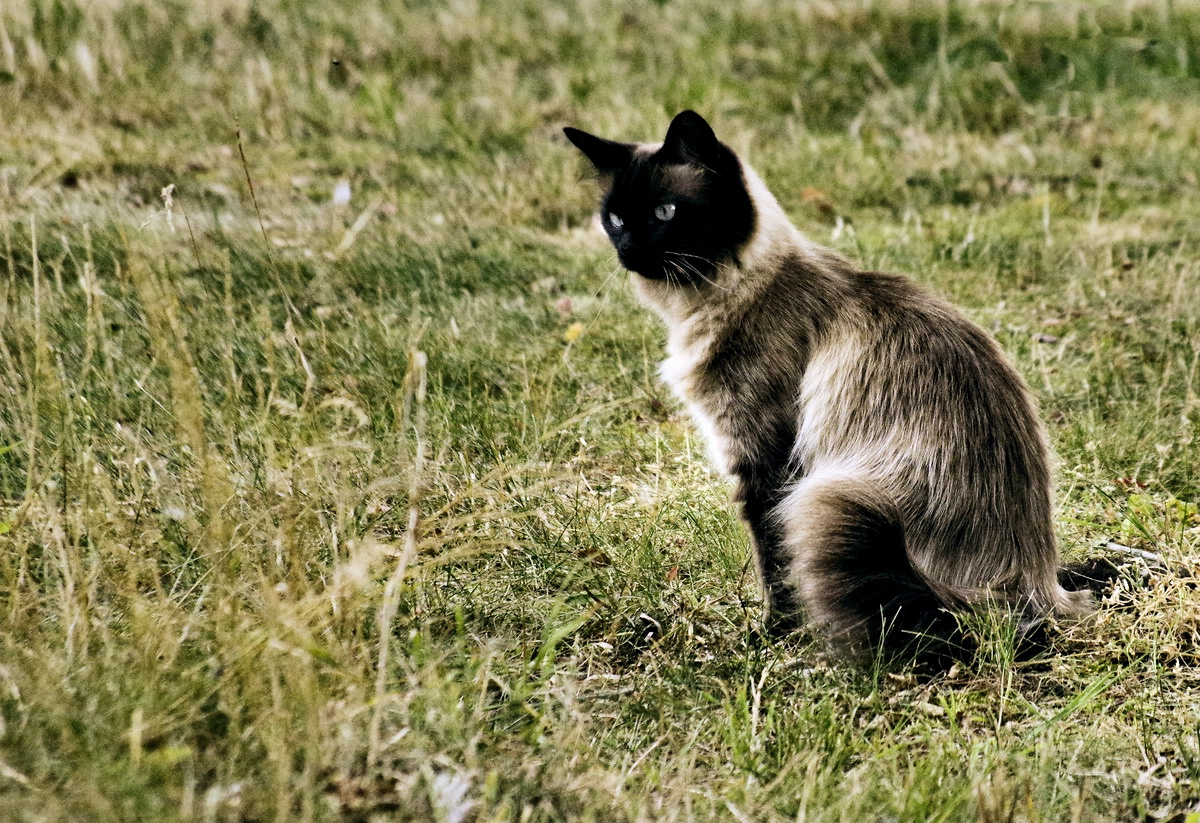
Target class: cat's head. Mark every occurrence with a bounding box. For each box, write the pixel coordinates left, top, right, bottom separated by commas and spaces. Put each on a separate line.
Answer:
564, 111, 755, 286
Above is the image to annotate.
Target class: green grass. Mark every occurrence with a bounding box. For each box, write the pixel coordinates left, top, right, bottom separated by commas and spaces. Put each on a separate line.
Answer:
2, 0, 1200, 820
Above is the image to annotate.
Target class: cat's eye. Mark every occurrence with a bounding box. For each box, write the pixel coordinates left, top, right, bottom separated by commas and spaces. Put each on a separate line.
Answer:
608, 212, 624, 230
655, 203, 676, 221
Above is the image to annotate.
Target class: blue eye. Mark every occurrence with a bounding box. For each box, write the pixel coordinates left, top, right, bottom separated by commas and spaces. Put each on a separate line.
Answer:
655, 203, 676, 221
608, 212, 624, 229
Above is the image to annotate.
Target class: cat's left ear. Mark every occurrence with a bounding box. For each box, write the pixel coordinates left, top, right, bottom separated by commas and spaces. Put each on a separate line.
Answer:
661, 110, 722, 169
563, 127, 636, 174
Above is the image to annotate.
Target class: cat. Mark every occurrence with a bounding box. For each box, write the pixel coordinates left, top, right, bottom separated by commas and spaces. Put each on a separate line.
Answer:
564, 110, 1092, 662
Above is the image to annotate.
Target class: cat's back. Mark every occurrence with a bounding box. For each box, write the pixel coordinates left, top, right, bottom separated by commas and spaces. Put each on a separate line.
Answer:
793, 262, 1049, 496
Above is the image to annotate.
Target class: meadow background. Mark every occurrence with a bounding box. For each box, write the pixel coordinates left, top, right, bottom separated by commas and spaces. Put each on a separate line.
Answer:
1, 0, 1200, 820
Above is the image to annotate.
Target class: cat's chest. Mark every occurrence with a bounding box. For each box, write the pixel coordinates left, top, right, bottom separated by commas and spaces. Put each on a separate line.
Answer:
659, 328, 709, 397
659, 327, 738, 475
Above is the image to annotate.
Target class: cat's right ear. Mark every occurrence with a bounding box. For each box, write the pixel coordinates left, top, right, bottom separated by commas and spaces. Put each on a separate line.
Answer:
563, 127, 635, 175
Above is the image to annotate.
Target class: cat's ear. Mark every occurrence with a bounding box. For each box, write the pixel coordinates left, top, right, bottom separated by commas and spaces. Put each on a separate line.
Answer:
563, 127, 635, 174
661, 110, 722, 169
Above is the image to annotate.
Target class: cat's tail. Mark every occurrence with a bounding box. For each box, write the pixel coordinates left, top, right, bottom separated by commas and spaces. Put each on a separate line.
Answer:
778, 473, 971, 664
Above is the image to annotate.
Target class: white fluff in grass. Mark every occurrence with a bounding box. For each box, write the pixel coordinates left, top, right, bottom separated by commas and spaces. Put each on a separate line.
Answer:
430, 771, 475, 823
333, 178, 351, 207
74, 42, 98, 91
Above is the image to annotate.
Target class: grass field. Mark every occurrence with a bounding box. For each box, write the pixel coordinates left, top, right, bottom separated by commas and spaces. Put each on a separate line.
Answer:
2, 0, 1200, 820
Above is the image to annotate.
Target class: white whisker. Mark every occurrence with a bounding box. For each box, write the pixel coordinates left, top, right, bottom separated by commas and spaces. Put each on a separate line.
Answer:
663, 251, 730, 291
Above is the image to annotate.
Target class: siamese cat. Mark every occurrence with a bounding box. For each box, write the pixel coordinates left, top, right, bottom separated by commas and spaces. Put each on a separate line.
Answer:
564, 110, 1091, 661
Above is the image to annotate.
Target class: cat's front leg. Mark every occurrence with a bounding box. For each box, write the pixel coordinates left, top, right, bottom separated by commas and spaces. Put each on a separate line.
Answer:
735, 476, 803, 636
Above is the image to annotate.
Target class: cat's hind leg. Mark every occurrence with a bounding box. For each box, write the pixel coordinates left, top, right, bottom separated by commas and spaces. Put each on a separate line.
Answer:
776, 471, 968, 663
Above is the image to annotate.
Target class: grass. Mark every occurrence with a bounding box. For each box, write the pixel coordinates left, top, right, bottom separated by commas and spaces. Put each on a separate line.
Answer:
1, 0, 1200, 820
